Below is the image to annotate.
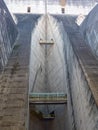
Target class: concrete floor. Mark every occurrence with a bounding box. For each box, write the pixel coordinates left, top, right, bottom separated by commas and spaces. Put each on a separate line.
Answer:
13, 14, 70, 130
29, 104, 69, 130
28, 14, 70, 130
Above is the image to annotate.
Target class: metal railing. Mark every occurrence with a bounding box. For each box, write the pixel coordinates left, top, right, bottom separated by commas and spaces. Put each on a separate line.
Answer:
29, 92, 67, 104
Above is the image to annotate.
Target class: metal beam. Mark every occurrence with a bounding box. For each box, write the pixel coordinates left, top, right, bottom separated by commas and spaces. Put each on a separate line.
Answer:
29, 93, 67, 104
39, 39, 54, 45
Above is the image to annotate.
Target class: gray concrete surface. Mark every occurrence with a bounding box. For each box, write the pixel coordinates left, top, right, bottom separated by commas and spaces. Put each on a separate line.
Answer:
29, 14, 98, 130
29, 15, 69, 130
0, 0, 17, 68
29, 104, 69, 130
54, 15, 98, 130
0, 2, 98, 130
80, 4, 98, 57
0, 14, 40, 130
29, 15, 67, 94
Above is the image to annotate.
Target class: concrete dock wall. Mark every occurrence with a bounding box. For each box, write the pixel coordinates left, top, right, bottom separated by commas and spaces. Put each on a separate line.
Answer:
80, 4, 98, 57
66, 41, 98, 130
0, 14, 40, 130
0, 2, 97, 128
29, 14, 98, 130
61, 22, 98, 130
0, 0, 18, 68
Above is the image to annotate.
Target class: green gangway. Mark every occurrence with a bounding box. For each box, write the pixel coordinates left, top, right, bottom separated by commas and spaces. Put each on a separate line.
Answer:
29, 93, 67, 104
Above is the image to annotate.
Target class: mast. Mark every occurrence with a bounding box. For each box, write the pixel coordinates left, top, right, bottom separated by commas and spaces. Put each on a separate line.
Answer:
44, 0, 48, 91
45, 0, 47, 41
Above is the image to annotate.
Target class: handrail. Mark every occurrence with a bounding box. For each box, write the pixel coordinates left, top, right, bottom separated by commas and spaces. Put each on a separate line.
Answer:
29, 93, 66, 98
29, 93, 67, 104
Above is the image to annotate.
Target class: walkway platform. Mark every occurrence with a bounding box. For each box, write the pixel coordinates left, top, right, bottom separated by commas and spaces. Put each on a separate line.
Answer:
39, 39, 54, 45
29, 93, 67, 104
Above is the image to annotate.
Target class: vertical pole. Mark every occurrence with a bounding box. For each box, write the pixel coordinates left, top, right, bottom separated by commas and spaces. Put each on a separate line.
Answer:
44, 0, 49, 114
45, 0, 47, 41
44, 0, 48, 91
45, 0, 47, 15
